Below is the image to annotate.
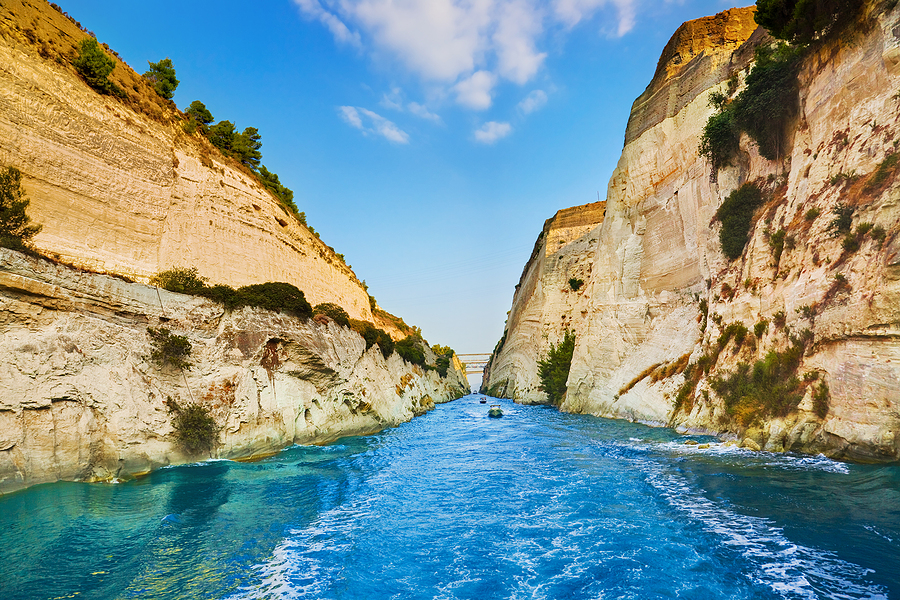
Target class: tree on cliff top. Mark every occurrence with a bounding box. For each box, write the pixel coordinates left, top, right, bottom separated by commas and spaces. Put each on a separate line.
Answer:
0, 166, 42, 252
72, 37, 117, 94
143, 57, 179, 100
755, 0, 863, 45
185, 100, 214, 129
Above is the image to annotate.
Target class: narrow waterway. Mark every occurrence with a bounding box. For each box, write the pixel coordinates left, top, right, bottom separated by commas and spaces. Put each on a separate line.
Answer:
2, 395, 899, 599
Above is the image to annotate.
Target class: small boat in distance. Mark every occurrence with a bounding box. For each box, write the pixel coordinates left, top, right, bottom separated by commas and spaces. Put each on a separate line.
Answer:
479, 397, 487, 404
488, 404, 503, 418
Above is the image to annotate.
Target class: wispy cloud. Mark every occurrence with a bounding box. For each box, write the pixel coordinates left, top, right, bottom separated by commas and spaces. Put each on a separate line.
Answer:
380, 88, 443, 123
295, 0, 640, 111
339, 106, 410, 143
474, 121, 512, 144
293, 0, 362, 48
517, 89, 548, 114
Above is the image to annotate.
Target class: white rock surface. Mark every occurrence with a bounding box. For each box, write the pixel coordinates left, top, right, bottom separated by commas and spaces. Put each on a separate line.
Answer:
0, 249, 469, 494
485, 4, 900, 461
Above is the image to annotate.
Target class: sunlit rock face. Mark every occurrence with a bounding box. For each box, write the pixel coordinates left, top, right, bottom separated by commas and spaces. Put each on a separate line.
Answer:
0, 0, 373, 321
0, 249, 469, 494
486, 3, 900, 461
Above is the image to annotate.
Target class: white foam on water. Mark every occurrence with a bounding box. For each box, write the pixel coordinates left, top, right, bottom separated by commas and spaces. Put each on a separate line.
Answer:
641, 460, 887, 599
642, 440, 850, 474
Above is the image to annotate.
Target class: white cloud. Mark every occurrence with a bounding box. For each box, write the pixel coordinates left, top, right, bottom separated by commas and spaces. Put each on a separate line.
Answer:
474, 121, 512, 143
304, 0, 642, 112
293, 0, 362, 47
553, 0, 637, 36
493, 0, 547, 84
408, 102, 442, 123
517, 89, 547, 114
454, 70, 496, 110
339, 106, 410, 143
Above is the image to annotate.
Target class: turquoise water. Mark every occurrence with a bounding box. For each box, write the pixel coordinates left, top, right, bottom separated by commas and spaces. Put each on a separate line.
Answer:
2, 395, 899, 599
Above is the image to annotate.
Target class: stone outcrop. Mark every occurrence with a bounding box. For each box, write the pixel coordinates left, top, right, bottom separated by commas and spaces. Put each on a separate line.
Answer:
484, 3, 900, 462
0, 0, 373, 321
0, 249, 469, 494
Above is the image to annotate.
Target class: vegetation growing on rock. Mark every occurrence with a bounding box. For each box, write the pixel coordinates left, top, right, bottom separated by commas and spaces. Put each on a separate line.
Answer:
714, 183, 764, 260
755, 0, 863, 45
168, 399, 218, 456
537, 330, 576, 406
0, 166, 42, 253
143, 57, 178, 100
147, 327, 192, 370
72, 37, 121, 95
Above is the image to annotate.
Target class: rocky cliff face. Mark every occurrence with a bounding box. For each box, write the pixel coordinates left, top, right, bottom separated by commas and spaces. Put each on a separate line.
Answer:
0, 249, 469, 494
484, 3, 900, 462
0, 0, 373, 321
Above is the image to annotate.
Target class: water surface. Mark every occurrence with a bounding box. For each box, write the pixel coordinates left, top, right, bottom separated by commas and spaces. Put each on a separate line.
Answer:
2, 395, 899, 599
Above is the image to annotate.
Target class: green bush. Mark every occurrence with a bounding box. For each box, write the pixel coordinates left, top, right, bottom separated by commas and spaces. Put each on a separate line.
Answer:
828, 202, 854, 235
718, 322, 749, 350
699, 107, 740, 170
350, 320, 394, 358
0, 166, 42, 252
769, 228, 787, 264
804, 207, 821, 221
715, 183, 764, 260
169, 400, 218, 456
731, 45, 802, 160
72, 38, 118, 94
866, 153, 900, 192
185, 100, 214, 129
234, 282, 312, 318
434, 355, 451, 378
812, 380, 830, 419
537, 330, 576, 406
147, 327, 192, 370
568, 277, 584, 291
754, 319, 768, 338
313, 303, 350, 327
710, 339, 807, 426
755, 0, 863, 45
395, 336, 426, 366
150, 267, 208, 294
143, 57, 178, 100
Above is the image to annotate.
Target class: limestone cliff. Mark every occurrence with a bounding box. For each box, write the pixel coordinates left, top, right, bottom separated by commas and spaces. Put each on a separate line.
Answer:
0, 0, 373, 321
0, 249, 469, 494
484, 3, 900, 462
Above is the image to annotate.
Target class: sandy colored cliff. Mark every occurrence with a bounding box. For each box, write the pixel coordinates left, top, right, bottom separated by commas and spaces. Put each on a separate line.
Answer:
0, 0, 373, 321
0, 249, 469, 494
485, 3, 900, 462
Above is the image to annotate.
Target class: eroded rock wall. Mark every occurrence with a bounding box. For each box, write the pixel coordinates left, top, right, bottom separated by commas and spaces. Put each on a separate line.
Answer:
0, 249, 468, 494
485, 4, 900, 461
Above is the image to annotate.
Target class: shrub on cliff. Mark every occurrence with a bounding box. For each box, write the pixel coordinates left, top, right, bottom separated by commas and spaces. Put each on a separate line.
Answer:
150, 267, 208, 294
732, 44, 802, 160
186, 100, 214, 125
235, 282, 312, 318
147, 327, 192, 370
169, 399, 218, 456
395, 336, 426, 366
143, 57, 179, 100
755, 0, 863, 45
350, 320, 394, 358
714, 183, 764, 260
700, 107, 740, 170
537, 330, 576, 406
72, 38, 118, 94
0, 166, 42, 253
313, 303, 350, 327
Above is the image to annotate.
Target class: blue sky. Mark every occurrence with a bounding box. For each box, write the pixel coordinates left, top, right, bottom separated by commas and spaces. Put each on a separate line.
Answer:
65, 0, 741, 362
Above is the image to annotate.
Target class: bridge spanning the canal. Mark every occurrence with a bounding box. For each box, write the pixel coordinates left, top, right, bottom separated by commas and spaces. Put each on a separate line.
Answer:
457, 353, 492, 375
